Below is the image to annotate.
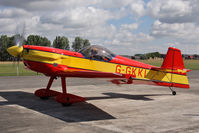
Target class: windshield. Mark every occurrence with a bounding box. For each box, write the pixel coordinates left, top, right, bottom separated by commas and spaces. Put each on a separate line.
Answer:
79, 45, 115, 61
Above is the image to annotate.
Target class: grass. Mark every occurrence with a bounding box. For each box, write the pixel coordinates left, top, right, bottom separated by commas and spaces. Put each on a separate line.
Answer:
137, 59, 163, 67
0, 62, 40, 76
184, 60, 199, 70
138, 59, 199, 70
0, 60, 199, 76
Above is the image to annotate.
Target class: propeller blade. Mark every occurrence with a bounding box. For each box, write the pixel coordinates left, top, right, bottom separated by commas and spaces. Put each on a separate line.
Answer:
14, 23, 26, 48
12, 57, 20, 76
10, 23, 26, 76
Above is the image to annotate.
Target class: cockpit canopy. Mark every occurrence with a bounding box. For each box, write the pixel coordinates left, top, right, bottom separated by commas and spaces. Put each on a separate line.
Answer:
79, 45, 115, 61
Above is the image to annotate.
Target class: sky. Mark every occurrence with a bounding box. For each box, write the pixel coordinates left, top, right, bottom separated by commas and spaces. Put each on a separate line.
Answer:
0, 0, 199, 55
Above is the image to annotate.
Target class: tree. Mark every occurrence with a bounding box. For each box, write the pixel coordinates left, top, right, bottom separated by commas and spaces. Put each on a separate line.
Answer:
72, 37, 83, 52
72, 37, 91, 52
0, 34, 90, 60
40, 37, 51, 47
146, 52, 161, 59
25, 35, 51, 46
140, 54, 148, 60
0, 35, 15, 61
8, 36, 15, 48
0, 35, 9, 61
83, 39, 90, 48
53, 36, 70, 50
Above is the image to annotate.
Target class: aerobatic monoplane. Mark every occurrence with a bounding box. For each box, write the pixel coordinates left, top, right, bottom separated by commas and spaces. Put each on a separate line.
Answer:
7, 42, 191, 105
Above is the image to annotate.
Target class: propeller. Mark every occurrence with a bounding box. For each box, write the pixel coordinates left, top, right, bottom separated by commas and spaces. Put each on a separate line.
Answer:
7, 23, 26, 76
15, 23, 25, 48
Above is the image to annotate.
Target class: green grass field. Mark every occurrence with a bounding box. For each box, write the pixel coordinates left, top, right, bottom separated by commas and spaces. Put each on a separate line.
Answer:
138, 59, 199, 70
0, 60, 198, 76
0, 62, 40, 76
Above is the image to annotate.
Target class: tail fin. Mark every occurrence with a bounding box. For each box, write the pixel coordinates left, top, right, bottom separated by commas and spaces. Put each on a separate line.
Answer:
161, 47, 184, 70
151, 47, 191, 88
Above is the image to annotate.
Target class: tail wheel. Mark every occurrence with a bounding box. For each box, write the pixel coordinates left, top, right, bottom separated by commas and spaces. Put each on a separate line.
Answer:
172, 91, 176, 95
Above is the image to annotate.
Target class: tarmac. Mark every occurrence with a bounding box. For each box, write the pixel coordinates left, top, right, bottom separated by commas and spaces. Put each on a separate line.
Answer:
0, 70, 199, 133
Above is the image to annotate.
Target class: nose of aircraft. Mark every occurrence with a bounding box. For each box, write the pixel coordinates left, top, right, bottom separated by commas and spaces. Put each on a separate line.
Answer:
7, 46, 23, 57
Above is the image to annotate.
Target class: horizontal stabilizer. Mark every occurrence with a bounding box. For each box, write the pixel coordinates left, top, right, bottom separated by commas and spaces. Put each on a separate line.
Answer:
151, 67, 191, 75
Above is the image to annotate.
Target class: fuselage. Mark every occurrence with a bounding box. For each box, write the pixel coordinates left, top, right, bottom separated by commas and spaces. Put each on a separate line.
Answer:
22, 45, 152, 77
7, 45, 190, 88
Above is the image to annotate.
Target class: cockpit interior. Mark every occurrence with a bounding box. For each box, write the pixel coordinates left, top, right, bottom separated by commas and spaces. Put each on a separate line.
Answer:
79, 45, 115, 61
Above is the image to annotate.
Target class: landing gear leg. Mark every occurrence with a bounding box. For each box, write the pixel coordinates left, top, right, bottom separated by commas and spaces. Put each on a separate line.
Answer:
56, 77, 86, 106
169, 87, 176, 95
35, 76, 60, 99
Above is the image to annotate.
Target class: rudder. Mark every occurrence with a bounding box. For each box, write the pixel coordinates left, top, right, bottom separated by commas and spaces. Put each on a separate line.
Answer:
157, 47, 191, 88
161, 47, 185, 70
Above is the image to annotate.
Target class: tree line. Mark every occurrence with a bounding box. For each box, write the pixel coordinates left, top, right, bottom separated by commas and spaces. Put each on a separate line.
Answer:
0, 35, 90, 61
134, 52, 161, 59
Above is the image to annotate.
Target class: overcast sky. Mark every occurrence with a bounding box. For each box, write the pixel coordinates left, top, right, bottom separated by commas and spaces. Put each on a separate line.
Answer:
0, 0, 199, 54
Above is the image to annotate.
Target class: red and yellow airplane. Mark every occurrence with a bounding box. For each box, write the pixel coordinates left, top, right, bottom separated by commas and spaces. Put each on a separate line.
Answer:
7, 44, 191, 105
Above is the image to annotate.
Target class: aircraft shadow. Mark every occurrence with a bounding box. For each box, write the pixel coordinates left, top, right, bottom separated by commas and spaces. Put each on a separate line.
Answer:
87, 92, 169, 101
0, 91, 115, 122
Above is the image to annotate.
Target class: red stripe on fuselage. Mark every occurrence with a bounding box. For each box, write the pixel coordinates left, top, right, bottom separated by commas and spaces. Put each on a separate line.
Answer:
110, 55, 153, 69
24, 60, 122, 78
